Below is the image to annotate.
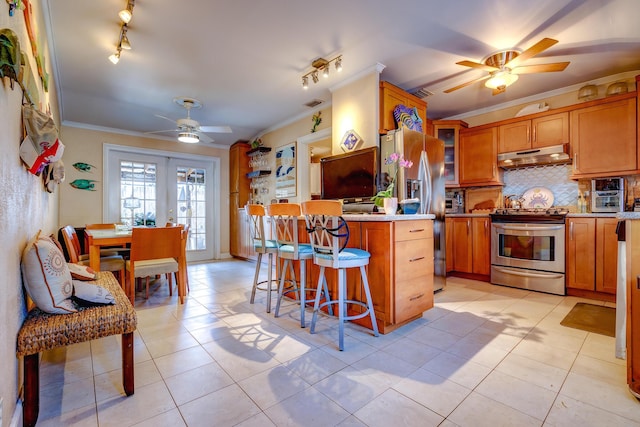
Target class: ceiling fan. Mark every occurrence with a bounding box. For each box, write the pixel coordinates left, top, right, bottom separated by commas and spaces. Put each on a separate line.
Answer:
444, 38, 570, 95
146, 97, 232, 143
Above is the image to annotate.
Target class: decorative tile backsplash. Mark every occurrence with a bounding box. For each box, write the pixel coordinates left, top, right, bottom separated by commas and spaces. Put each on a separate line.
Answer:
503, 164, 578, 208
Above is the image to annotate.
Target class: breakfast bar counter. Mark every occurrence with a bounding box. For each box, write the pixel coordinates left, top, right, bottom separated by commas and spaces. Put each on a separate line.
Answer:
300, 215, 435, 333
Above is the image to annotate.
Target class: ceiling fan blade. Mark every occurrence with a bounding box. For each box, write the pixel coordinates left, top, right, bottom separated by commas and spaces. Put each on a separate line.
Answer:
444, 74, 491, 93
512, 62, 570, 74
144, 129, 178, 135
199, 125, 232, 133
197, 132, 214, 143
154, 114, 177, 124
456, 60, 499, 72
506, 38, 558, 68
492, 87, 506, 96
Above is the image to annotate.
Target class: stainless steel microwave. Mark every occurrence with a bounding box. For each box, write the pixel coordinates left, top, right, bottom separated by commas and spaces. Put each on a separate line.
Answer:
591, 177, 624, 212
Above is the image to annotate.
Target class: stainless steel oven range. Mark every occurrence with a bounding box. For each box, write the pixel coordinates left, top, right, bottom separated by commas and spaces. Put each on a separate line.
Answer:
490, 208, 568, 295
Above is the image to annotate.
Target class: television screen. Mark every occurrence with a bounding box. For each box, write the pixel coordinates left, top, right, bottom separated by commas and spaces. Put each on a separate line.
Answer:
321, 147, 378, 201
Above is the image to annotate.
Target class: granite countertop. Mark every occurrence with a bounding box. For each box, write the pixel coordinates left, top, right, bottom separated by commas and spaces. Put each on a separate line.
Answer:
618, 212, 640, 220
342, 213, 434, 221
446, 213, 491, 217
566, 213, 619, 218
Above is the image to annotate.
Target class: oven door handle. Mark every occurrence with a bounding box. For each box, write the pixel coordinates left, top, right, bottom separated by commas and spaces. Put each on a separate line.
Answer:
493, 266, 564, 279
492, 224, 564, 231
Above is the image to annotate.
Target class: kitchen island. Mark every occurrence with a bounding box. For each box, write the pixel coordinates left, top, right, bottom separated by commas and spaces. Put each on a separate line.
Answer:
301, 213, 435, 334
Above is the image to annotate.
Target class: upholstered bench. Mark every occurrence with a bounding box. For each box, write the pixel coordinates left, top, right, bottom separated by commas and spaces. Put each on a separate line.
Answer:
16, 271, 137, 427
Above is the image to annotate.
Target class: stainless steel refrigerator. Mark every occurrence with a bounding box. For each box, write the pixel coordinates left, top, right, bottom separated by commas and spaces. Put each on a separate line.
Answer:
380, 128, 446, 291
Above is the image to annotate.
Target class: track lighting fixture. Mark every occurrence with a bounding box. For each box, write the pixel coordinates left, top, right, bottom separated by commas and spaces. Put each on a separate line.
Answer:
108, 1, 136, 64
301, 55, 342, 89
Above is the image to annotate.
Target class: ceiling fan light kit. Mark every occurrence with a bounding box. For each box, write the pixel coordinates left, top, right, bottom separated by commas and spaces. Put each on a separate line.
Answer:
145, 97, 232, 144
444, 38, 570, 95
301, 55, 342, 89
178, 131, 199, 143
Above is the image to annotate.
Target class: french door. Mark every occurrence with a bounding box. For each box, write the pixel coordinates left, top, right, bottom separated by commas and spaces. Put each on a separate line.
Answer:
105, 146, 218, 262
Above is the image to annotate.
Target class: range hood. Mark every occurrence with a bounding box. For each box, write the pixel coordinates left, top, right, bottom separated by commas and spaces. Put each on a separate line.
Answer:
497, 144, 571, 169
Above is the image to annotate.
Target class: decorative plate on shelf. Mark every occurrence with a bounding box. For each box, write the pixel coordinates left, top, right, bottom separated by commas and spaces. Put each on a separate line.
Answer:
522, 187, 554, 208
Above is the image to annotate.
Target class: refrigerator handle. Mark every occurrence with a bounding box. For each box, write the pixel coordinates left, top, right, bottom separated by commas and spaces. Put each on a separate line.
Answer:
419, 151, 432, 214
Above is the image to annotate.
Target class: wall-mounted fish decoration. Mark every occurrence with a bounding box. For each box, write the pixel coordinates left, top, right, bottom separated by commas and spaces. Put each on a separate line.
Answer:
72, 162, 96, 172
69, 179, 98, 191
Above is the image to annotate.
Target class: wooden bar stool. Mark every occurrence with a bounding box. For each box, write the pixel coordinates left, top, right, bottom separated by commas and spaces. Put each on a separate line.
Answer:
268, 203, 331, 327
301, 200, 379, 350
247, 204, 279, 313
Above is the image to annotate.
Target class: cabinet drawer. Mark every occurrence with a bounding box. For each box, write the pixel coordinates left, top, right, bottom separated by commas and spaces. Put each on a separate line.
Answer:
395, 238, 434, 282
395, 220, 432, 241
395, 275, 434, 324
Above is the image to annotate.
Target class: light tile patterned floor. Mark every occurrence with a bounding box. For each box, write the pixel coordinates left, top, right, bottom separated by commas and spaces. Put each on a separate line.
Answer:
36, 259, 640, 426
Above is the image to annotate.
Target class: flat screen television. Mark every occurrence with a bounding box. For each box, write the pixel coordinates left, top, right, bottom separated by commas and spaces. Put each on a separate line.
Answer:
320, 147, 378, 202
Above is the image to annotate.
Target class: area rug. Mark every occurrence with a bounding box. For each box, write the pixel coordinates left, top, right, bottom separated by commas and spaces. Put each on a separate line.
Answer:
560, 302, 616, 337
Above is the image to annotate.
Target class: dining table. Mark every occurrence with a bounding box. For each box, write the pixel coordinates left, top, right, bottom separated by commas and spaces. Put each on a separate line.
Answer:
84, 227, 188, 304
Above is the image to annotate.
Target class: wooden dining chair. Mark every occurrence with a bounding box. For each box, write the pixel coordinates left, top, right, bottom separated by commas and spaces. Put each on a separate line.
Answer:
126, 226, 183, 304
60, 225, 126, 288
301, 200, 379, 351
165, 222, 190, 293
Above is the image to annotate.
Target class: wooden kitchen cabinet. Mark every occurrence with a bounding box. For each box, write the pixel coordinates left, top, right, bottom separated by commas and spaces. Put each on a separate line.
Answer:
380, 81, 427, 134
566, 217, 617, 298
595, 218, 619, 294
498, 112, 568, 153
446, 216, 491, 279
229, 141, 251, 259
566, 217, 597, 291
451, 217, 473, 273
433, 120, 468, 187
302, 218, 434, 334
472, 217, 491, 276
445, 217, 454, 273
570, 96, 638, 178
459, 126, 502, 187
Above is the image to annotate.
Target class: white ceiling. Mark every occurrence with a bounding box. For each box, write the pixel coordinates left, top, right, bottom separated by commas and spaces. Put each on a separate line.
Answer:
42, 0, 640, 147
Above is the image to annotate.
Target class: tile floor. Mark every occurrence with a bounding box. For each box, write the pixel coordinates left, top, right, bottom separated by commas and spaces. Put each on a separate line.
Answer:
35, 259, 640, 426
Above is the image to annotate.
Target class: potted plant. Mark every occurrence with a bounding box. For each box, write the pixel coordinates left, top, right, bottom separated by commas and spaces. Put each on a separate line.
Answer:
371, 152, 413, 214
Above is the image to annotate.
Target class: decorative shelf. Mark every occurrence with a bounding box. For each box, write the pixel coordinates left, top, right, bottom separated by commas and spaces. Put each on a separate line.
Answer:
247, 146, 272, 156
247, 170, 271, 178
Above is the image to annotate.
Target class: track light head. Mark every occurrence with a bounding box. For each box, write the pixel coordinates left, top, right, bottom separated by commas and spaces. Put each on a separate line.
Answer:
311, 70, 319, 83
119, 0, 135, 23
335, 56, 342, 72
323, 66, 329, 78
302, 76, 309, 90
108, 48, 121, 64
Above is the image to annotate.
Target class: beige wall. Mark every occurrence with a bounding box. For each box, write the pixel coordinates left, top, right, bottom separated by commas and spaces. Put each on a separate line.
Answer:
254, 70, 381, 203
58, 126, 231, 254
1, 1, 60, 424
256, 105, 332, 204
331, 71, 379, 154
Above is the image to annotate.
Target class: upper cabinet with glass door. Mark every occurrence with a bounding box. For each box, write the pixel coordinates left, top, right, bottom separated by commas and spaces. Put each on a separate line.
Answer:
433, 120, 468, 187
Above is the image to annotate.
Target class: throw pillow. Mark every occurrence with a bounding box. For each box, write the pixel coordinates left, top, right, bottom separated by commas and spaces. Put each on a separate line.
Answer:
68, 263, 97, 281
72, 281, 115, 305
21, 232, 76, 313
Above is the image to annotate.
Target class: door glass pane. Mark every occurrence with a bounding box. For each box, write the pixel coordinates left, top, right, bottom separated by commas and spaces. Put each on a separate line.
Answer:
177, 167, 206, 251
120, 161, 157, 226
